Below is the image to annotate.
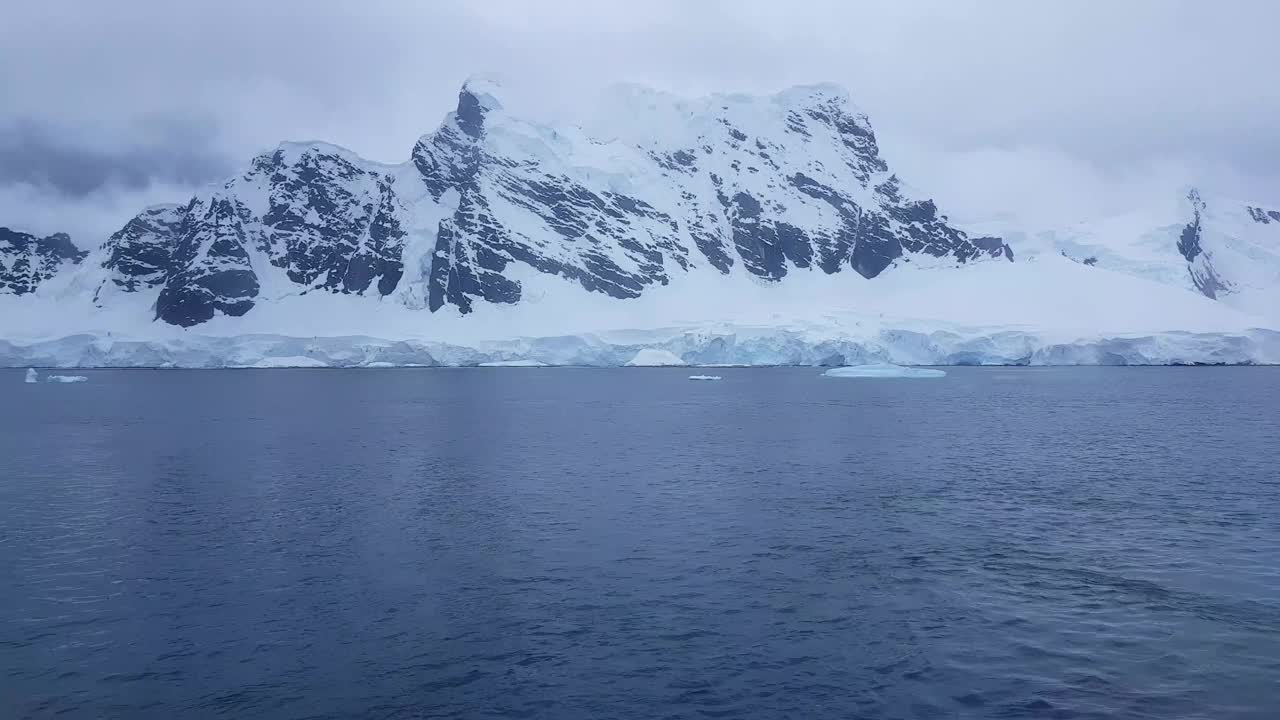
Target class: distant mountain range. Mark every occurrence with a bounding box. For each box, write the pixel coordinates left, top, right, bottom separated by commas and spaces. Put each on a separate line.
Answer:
2, 79, 1277, 366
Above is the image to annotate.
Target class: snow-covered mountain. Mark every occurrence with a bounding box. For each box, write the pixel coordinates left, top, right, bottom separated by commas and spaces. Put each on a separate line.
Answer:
79, 78, 1011, 328
2, 79, 1277, 367
1, 228, 88, 296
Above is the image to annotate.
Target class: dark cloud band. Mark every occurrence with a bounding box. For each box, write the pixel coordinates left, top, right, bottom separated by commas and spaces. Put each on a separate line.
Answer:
0, 118, 234, 197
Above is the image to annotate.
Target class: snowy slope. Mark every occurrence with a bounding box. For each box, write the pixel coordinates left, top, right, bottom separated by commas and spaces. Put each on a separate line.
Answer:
2, 250, 1273, 367
973, 189, 1280, 325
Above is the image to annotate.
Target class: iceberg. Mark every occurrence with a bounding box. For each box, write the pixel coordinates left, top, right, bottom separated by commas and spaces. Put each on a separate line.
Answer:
25, 368, 38, 383
688, 374, 723, 381
822, 363, 946, 379
45, 375, 88, 383
625, 348, 686, 366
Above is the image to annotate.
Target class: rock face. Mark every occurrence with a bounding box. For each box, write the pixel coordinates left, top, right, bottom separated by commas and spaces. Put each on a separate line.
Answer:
0, 228, 88, 295
1174, 188, 1280, 313
97, 204, 185, 296
1178, 189, 1229, 299
1246, 205, 1280, 224
87, 80, 1012, 326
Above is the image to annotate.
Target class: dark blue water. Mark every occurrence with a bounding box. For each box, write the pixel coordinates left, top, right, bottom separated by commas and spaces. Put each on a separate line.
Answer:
3, 367, 1279, 719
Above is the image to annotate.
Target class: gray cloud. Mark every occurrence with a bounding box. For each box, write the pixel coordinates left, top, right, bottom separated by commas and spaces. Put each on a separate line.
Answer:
1, 0, 1278, 236
0, 116, 233, 197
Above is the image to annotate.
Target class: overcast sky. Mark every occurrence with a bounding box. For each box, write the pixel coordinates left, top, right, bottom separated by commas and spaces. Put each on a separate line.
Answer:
3, 0, 1278, 240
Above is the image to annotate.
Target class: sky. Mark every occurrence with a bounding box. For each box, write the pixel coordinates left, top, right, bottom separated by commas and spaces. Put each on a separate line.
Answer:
2, 0, 1278, 241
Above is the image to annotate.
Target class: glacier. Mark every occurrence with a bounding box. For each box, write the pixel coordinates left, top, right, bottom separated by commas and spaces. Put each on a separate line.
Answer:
1, 323, 1276, 369
3, 240, 1273, 367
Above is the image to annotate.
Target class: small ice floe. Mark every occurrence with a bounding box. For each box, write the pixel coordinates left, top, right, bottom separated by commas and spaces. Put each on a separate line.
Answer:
688, 375, 723, 381
45, 375, 88, 383
822, 363, 946, 379
25, 368, 39, 383
625, 348, 686, 367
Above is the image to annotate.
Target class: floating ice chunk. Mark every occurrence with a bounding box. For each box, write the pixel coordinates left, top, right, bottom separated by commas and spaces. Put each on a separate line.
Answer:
45, 375, 88, 383
25, 368, 38, 383
625, 348, 686, 366
822, 363, 946, 379
688, 374, 723, 381
479, 359, 549, 367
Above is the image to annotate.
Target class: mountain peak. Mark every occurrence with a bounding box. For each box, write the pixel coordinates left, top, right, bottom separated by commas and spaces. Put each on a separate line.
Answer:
453, 76, 509, 140
773, 82, 854, 110
459, 74, 507, 112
